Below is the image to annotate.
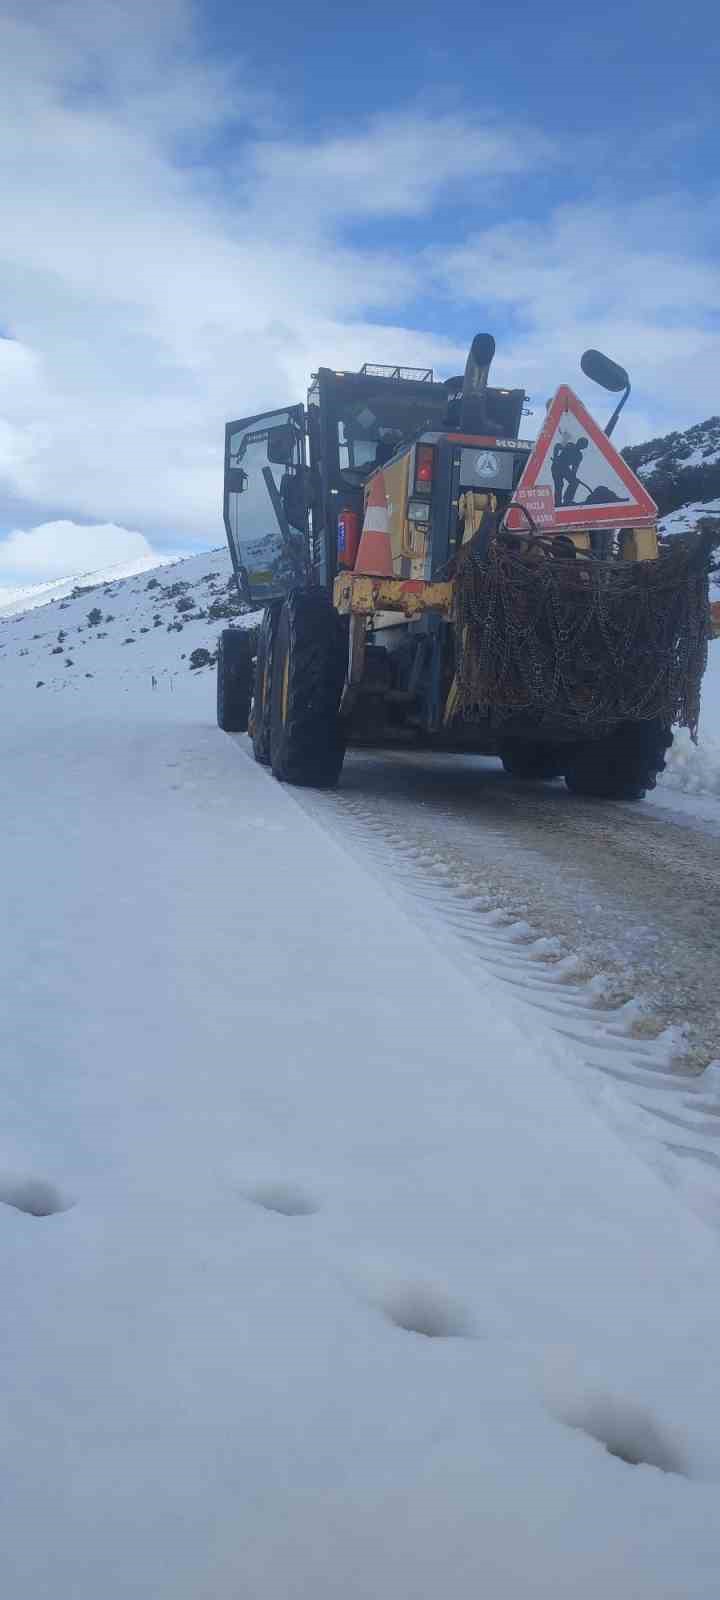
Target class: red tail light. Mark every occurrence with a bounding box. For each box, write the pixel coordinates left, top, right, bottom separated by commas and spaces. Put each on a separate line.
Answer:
414, 444, 435, 493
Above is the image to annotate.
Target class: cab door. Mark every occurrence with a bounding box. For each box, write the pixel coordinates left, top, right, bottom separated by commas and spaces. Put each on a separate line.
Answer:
223, 404, 308, 606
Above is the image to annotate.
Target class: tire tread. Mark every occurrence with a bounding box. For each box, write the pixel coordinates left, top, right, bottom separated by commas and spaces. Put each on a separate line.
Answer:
271, 592, 346, 787
564, 720, 673, 801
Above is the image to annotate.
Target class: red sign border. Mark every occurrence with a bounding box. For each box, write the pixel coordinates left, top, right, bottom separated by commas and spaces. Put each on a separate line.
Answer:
506, 386, 658, 531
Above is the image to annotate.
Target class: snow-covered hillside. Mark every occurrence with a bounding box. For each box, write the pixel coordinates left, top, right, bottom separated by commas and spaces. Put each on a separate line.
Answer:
660, 497, 720, 541
622, 417, 720, 611
4, 541, 720, 1599
0, 545, 260, 705
0, 551, 180, 619
624, 415, 720, 518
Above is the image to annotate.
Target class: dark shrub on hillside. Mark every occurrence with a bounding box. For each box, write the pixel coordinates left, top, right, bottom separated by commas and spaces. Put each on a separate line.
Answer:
188, 647, 215, 670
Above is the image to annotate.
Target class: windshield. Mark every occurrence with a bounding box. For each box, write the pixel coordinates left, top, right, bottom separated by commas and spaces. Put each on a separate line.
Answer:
335, 385, 450, 472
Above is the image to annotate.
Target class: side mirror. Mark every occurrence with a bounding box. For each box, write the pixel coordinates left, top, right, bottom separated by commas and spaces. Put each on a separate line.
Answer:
581, 348, 629, 394
226, 466, 248, 494
267, 423, 296, 465
280, 470, 309, 531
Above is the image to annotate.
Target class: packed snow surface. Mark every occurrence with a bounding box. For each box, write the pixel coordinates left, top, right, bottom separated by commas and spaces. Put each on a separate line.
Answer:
2, 551, 720, 1596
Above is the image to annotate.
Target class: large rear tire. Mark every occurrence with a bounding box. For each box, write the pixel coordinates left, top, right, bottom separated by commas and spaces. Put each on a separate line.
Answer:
250, 605, 280, 765
564, 719, 673, 801
217, 628, 252, 732
269, 591, 347, 787
500, 742, 565, 781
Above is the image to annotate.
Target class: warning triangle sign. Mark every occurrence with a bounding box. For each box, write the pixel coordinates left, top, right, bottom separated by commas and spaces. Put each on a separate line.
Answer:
505, 386, 657, 533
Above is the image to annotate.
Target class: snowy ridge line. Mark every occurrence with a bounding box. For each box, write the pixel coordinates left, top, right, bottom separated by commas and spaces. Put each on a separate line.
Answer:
297, 786, 720, 1231
0, 550, 182, 618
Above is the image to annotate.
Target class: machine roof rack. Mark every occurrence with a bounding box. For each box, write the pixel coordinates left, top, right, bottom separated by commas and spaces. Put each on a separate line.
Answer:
359, 363, 434, 382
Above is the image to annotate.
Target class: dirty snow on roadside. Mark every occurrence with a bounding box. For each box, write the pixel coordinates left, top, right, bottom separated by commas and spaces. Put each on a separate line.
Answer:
3, 558, 720, 1597
653, 499, 720, 797
659, 623, 720, 796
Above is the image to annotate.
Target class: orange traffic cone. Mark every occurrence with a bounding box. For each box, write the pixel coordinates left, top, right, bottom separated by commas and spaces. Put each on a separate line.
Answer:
354, 472, 394, 576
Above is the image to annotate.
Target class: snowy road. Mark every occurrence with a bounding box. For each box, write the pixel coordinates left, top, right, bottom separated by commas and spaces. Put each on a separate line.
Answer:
4, 689, 720, 1597
292, 747, 720, 1072
4, 556, 720, 1596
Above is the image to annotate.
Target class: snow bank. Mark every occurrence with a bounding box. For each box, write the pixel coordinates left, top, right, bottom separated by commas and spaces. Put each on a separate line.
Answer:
3, 654, 720, 1595
659, 644, 720, 798
664, 727, 720, 798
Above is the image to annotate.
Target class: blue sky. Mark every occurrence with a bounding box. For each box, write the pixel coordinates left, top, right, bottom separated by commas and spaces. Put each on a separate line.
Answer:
0, 0, 717, 589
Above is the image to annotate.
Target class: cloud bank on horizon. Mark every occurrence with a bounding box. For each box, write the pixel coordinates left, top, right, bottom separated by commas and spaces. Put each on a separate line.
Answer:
0, 0, 716, 588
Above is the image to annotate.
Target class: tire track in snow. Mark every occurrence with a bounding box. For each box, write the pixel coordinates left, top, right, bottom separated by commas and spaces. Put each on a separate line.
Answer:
288, 767, 720, 1232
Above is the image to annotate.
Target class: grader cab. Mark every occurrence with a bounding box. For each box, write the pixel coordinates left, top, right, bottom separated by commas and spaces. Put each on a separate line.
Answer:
218, 334, 717, 800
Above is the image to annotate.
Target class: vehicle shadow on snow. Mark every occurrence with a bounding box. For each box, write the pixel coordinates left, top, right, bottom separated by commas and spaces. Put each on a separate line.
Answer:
337, 751, 614, 820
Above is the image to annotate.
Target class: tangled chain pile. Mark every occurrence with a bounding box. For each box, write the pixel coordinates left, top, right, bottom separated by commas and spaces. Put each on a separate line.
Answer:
454, 522, 720, 740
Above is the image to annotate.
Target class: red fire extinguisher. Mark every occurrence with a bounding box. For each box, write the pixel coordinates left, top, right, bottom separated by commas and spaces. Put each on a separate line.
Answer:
337, 505, 361, 569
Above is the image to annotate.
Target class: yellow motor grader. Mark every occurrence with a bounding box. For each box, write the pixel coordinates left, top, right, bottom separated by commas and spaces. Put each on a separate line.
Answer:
217, 334, 717, 800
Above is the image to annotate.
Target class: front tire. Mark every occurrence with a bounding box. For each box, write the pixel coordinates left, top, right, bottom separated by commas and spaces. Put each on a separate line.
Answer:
217, 629, 252, 732
564, 719, 673, 801
269, 591, 347, 787
250, 605, 280, 765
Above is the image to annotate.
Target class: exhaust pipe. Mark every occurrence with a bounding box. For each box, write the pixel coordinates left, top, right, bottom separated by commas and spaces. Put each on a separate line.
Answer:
459, 333, 496, 433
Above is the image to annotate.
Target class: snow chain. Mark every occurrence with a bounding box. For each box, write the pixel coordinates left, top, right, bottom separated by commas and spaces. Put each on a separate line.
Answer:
453, 519, 720, 741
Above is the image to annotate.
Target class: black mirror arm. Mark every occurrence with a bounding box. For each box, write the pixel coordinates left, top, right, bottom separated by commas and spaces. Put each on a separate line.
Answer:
262, 467, 309, 581
604, 382, 630, 438
262, 464, 294, 545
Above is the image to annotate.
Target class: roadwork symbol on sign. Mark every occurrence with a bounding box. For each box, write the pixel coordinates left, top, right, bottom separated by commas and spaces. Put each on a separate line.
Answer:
505, 385, 658, 532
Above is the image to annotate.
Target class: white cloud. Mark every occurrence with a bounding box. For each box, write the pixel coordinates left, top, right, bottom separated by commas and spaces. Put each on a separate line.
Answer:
251, 112, 546, 219
0, 5, 494, 554
0, 0, 716, 576
0, 520, 168, 589
435, 200, 720, 442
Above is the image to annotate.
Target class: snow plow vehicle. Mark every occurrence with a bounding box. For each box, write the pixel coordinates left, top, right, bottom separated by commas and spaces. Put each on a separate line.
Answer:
218, 334, 718, 799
